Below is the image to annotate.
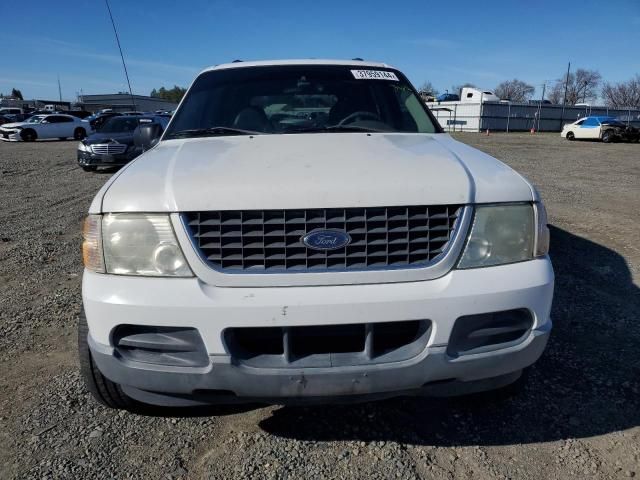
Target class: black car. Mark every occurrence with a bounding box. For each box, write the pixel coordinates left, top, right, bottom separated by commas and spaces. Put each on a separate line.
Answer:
600, 118, 640, 143
77, 115, 170, 171
87, 111, 122, 131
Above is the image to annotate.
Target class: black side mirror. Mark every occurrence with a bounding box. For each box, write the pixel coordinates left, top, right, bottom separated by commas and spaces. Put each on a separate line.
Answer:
133, 123, 162, 151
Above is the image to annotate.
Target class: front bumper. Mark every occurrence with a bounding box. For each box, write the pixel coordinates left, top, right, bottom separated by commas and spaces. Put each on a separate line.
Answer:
0, 130, 20, 141
83, 258, 554, 405
77, 149, 139, 167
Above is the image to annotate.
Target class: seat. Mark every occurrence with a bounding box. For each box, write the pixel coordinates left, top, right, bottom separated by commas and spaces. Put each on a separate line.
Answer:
232, 106, 271, 132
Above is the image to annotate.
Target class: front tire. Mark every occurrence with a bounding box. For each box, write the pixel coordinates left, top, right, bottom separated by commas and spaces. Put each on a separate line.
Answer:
601, 129, 614, 143
74, 127, 87, 140
566, 131, 575, 141
20, 129, 37, 142
78, 310, 133, 409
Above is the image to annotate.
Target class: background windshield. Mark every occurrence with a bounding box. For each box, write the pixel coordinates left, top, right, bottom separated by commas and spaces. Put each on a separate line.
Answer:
166, 65, 440, 136
99, 116, 142, 133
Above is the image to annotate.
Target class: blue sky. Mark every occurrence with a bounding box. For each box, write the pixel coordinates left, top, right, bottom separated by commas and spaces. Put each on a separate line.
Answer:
2, 0, 639, 101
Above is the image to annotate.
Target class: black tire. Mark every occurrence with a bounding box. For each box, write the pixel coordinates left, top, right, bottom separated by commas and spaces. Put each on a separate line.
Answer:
78, 309, 134, 409
601, 129, 614, 143
566, 131, 575, 141
81, 165, 97, 172
74, 127, 87, 140
20, 129, 37, 142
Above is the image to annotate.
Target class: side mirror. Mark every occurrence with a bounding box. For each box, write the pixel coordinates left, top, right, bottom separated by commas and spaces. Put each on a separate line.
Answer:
133, 123, 162, 151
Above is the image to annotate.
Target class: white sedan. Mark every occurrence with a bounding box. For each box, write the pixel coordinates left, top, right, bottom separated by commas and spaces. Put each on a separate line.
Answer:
560, 116, 620, 142
0, 114, 91, 142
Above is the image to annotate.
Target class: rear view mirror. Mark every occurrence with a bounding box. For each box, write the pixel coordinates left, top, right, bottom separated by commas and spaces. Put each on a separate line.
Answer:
133, 123, 162, 151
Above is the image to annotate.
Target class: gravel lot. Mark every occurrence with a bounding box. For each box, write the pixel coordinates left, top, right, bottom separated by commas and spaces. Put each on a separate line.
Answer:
1, 133, 638, 479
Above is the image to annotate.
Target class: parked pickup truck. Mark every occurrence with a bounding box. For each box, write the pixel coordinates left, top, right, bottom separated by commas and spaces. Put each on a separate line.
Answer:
79, 59, 554, 409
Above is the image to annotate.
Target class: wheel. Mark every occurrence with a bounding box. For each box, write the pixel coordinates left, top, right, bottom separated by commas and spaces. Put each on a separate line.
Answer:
74, 127, 87, 140
601, 129, 614, 143
81, 165, 97, 172
566, 131, 575, 141
78, 309, 134, 409
20, 129, 37, 142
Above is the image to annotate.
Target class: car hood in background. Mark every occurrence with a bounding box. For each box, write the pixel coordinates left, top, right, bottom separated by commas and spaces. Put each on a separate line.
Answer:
83, 132, 135, 145
0, 122, 29, 129
97, 133, 535, 213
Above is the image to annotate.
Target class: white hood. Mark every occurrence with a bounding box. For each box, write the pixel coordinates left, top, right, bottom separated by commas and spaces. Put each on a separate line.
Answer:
0, 122, 27, 129
95, 133, 534, 213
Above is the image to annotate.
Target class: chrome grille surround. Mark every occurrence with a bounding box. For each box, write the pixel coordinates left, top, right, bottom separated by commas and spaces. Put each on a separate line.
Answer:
90, 143, 127, 155
182, 205, 465, 274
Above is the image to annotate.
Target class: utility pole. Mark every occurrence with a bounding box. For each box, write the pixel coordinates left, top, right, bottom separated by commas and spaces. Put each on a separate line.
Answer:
560, 61, 570, 130
537, 82, 546, 132
57, 75, 62, 103
104, 0, 136, 111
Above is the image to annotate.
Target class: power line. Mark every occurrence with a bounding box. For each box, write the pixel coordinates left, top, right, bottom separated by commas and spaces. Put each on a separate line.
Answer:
104, 0, 136, 111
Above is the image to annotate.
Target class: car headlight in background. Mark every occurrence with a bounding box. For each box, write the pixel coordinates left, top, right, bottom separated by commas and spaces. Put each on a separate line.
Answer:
82, 214, 192, 277
457, 203, 549, 269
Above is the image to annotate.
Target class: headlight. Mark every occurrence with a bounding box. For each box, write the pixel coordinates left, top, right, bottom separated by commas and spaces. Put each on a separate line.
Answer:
78, 142, 89, 152
457, 203, 547, 269
82, 213, 192, 277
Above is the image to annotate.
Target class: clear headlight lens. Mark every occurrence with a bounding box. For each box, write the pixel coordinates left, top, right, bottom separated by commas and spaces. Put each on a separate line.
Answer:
102, 214, 192, 276
458, 204, 536, 269
78, 142, 89, 152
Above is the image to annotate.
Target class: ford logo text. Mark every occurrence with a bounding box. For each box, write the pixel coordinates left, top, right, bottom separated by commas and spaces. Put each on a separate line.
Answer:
302, 230, 351, 251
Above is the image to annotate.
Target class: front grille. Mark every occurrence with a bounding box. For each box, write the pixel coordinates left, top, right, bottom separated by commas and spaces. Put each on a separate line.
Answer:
224, 320, 431, 368
183, 205, 463, 273
90, 143, 127, 155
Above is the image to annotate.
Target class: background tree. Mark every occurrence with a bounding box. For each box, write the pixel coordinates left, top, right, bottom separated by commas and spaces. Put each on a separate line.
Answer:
548, 68, 601, 105
494, 79, 535, 102
418, 81, 439, 96
601, 75, 640, 109
150, 85, 187, 103
11, 88, 23, 100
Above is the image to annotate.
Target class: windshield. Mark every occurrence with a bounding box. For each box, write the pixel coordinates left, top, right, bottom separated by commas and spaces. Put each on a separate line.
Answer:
99, 116, 146, 133
165, 65, 440, 138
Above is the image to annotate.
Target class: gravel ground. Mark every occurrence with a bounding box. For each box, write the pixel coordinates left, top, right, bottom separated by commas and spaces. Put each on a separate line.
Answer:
1, 133, 638, 479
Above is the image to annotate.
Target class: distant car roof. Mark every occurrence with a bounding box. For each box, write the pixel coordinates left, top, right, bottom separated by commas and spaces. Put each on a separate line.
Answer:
203, 59, 394, 73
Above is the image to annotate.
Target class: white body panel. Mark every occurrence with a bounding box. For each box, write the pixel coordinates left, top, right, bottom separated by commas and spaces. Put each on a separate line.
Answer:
461, 87, 500, 103
84, 258, 554, 357
93, 133, 534, 213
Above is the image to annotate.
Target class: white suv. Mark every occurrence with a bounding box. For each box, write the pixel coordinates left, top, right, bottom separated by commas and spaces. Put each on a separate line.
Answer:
79, 59, 553, 409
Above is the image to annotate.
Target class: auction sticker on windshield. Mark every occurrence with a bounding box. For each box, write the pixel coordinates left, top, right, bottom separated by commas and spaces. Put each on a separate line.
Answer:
351, 70, 399, 81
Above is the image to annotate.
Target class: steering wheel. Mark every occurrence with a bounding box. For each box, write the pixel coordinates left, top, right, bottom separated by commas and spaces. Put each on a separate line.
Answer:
338, 111, 381, 126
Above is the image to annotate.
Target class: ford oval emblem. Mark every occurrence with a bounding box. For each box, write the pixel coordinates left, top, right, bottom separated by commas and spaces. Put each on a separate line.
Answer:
302, 230, 351, 250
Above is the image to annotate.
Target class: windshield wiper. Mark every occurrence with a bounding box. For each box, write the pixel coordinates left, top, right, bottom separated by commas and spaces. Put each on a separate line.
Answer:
165, 126, 264, 138
284, 125, 389, 134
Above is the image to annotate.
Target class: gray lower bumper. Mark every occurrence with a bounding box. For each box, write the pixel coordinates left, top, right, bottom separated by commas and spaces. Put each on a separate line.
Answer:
89, 322, 551, 406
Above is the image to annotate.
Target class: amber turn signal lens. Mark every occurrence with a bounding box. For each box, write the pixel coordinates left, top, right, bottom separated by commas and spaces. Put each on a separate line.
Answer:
82, 215, 105, 273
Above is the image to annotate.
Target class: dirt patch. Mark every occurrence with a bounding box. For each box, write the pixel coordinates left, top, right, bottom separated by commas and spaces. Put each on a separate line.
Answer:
1, 134, 638, 479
